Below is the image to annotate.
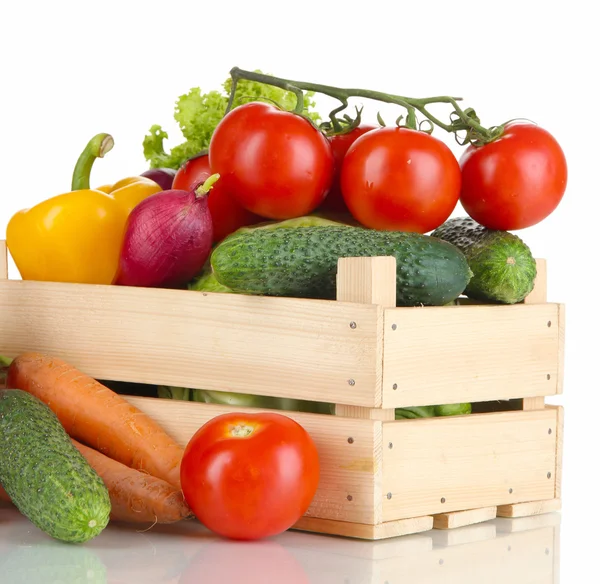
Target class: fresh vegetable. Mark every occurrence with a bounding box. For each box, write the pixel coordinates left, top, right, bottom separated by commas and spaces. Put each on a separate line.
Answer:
459, 122, 568, 230
0, 389, 111, 543
72, 440, 192, 525
432, 216, 537, 304
140, 167, 177, 190
188, 269, 235, 293
340, 127, 461, 233
395, 406, 435, 419
434, 403, 472, 416
319, 124, 377, 213
157, 385, 192, 400
5, 352, 185, 489
6, 133, 129, 284
211, 225, 472, 306
172, 152, 263, 242
208, 102, 335, 219
114, 177, 215, 288
92, 176, 163, 215
180, 412, 320, 540
143, 73, 321, 170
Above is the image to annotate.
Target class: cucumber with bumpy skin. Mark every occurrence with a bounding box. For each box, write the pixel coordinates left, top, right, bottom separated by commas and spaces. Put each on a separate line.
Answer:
432, 217, 537, 304
211, 225, 472, 306
0, 389, 111, 543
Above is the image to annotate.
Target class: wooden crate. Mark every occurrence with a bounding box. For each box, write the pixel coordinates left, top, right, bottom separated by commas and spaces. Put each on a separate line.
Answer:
0, 240, 564, 540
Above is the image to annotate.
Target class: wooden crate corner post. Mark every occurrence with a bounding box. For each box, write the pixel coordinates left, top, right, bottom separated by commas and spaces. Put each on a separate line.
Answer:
334, 256, 397, 421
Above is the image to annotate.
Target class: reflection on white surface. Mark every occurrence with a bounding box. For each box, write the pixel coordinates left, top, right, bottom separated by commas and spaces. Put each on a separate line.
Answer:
0, 503, 560, 584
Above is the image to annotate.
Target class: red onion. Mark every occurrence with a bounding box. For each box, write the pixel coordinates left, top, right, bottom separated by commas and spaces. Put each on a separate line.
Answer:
113, 175, 216, 288
140, 168, 176, 190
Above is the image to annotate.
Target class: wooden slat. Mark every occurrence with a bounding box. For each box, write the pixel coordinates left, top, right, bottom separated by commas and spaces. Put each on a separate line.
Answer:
124, 396, 380, 525
433, 506, 497, 530
0, 241, 7, 279
0, 279, 381, 407
382, 303, 563, 408
382, 409, 558, 521
553, 406, 564, 498
556, 305, 566, 394
293, 514, 433, 540
497, 498, 561, 518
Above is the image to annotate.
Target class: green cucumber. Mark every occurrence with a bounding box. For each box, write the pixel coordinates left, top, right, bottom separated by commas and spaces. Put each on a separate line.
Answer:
434, 402, 472, 416
395, 406, 435, 419
0, 389, 111, 543
432, 217, 537, 304
211, 225, 472, 306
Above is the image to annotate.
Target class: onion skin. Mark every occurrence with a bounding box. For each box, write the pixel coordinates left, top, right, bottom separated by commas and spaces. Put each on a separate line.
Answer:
140, 168, 176, 191
113, 183, 214, 289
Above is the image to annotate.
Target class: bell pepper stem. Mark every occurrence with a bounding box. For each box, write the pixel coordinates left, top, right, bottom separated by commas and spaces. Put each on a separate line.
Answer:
71, 133, 115, 191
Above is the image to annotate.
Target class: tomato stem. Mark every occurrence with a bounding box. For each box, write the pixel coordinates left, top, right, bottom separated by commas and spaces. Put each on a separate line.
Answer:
226, 67, 504, 145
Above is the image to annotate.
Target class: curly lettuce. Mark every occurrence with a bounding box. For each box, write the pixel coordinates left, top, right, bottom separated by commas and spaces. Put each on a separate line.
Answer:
143, 73, 321, 170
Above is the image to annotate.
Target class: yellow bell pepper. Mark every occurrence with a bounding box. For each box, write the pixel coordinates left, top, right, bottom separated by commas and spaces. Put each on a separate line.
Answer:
6, 133, 161, 285
94, 176, 162, 215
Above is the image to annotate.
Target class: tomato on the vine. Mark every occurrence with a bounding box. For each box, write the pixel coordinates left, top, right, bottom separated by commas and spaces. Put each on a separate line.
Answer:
208, 102, 335, 220
319, 124, 377, 213
459, 122, 568, 230
340, 127, 461, 233
173, 154, 263, 242
180, 412, 320, 541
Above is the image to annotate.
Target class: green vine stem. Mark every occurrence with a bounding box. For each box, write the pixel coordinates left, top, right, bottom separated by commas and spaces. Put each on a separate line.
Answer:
225, 67, 505, 146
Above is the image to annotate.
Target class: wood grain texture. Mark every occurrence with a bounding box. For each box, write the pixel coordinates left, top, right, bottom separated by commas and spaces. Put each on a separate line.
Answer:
293, 514, 433, 540
556, 304, 566, 394
496, 498, 561, 518
0, 279, 381, 407
522, 397, 545, 410
433, 506, 497, 530
124, 396, 381, 525
336, 256, 397, 307
334, 405, 395, 420
382, 303, 563, 408
553, 406, 564, 499
0, 241, 6, 279
382, 409, 558, 521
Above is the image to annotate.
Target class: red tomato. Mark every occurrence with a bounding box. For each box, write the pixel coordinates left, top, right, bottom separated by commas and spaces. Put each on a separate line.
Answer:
173, 154, 263, 242
180, 412, 320, 541
208, 102, 335, 219
319, 124, 378, 212
340, 127, 461, 233
459, 122, 568, 230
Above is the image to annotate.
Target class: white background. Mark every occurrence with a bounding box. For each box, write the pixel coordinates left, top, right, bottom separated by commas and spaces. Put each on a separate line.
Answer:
0, 0, 597, 578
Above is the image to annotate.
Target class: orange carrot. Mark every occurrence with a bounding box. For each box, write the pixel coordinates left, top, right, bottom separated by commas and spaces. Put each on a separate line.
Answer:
6, 352, 184, 489
0, 441, 193, 524
72, 439, 192, 524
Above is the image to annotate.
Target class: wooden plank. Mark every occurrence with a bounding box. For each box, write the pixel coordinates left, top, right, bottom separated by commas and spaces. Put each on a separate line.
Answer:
124, 396, 380, 525
523, 258, 547, 304
0, 279, 381, 407
556, 305, 565, 394
382, 303, 563, 408
336, 256, 397, 307
382, 410, 558, 521
553, 406, 564, 498
293, 514, 433, 540
433, 506, 497, 530
497, 498, 561, 518
0, 241, 6, 279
